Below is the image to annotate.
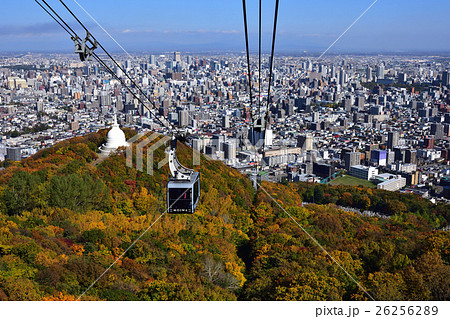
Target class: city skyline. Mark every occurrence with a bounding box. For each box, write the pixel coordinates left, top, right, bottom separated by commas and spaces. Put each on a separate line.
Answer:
1, 0, 450, 53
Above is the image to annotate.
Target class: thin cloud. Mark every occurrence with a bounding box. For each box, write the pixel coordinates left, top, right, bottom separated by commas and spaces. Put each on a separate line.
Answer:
121, 29, 153, 34
0, 22, 63, 37
120, 29, 240, 35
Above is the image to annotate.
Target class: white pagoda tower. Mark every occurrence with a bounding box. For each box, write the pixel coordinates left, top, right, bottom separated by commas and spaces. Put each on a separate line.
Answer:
100, 114, 129, 155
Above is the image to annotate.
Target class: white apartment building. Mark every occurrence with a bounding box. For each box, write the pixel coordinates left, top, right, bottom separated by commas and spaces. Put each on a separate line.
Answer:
349, 165, 379, 180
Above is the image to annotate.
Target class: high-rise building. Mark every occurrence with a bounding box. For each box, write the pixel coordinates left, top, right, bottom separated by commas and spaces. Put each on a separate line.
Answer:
297, 134, 313, 151
345, 152, 361, 171
223, 142, 236, 160
222, 115, 230, 129
178, 110, 189, 127
356, 96, 365, 108
394, 147, 407, 162
431, 123, 444, 140
330, 65, 336, 79
371, 150, 387, 166
424, 137, 434, 149
405, 149, 417, 164
387, 131, 399, 150
442, 71, 450, 87
376, 64, 385, 79
100, 91, 112, 106
174, 51, 181, 62
149, 55, 156, 65
212, 134, 225, 152
166, 60, 176, 71
398, 73, 407, 83
387, 150, 396, 165
344, 98, 352, 111
339, 69, 345, 86
115, 99, 124, 112
312, 112, 320, 123
115, 65, 123, 77
192, 139, 203, 153
366, 66, 372, 82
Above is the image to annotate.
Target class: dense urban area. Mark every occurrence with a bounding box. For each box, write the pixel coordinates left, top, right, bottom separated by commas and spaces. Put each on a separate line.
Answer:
1, 52, 450, 203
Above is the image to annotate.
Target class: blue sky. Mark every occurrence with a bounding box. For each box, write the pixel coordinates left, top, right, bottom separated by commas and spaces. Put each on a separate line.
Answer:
1, 0, 450, 54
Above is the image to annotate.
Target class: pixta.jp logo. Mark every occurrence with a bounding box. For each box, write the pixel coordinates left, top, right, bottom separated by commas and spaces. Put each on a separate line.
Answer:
126, 133, 200, 175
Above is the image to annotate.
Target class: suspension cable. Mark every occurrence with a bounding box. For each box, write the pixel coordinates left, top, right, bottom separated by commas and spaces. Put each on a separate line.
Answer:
92, 53, 170, 129
266, 0, 279, 125
242, 0, 254, 123
35, 0, 75, 38
258, 0, 262, 117
37, 0, 174, 131
58, 0, 171, 128
42, 0, 79, 36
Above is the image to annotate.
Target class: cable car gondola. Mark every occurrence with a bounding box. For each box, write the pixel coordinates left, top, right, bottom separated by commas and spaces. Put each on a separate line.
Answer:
167, 135, 200, 214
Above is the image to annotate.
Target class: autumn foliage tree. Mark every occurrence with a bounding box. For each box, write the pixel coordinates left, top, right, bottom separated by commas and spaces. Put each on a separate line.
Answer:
0, 131, 448, 301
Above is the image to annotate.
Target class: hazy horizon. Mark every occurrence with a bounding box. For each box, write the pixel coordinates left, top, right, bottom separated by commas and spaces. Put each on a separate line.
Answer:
1, 1, 450, 55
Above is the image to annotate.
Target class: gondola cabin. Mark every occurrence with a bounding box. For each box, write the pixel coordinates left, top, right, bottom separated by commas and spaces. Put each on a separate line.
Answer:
166, 135, 201, 214
167, 171, 200, 214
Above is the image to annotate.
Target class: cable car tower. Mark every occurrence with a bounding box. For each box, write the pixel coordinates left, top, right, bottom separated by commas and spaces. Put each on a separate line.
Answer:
242, 0, 279, 189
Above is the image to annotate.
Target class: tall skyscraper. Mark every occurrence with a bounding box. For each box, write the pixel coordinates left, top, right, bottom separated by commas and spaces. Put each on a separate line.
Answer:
149, 55, 156, 65
100, 91, 112, 107
388, 131, 399, 150
174, 51, 181, 63
376, 64, 385, 79
442, 71, 450, 87
330, 65, 336, 79
339, 69, 345, 86
366, 66, 372, 82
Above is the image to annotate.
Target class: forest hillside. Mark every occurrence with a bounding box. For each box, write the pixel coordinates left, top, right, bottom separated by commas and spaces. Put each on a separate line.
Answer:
0, 131, 449, 301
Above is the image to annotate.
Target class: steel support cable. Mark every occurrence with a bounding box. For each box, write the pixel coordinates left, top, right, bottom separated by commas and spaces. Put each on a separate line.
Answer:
58, 0, 174, 131
265, 0, 279, 127
34, 2, 188, 300
258, 0, 262, 116
92, 53, 169, 129
76, 185, 193, 301
242, 0, 254, 123
256, 180, 376, 301
35, 0, 75, 38
35, 0, 171, 130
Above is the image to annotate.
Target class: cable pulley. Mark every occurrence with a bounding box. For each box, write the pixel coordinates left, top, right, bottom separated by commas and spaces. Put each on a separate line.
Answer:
72, 32, 97, 62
